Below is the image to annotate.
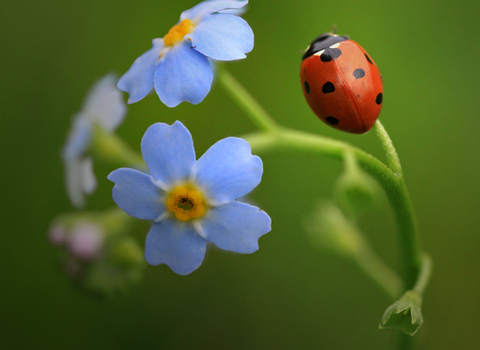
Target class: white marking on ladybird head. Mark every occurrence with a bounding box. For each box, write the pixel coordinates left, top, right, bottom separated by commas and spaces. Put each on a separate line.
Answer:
314, 49, 325, 56
330, 43, 340, 49
304, 44, 311, 53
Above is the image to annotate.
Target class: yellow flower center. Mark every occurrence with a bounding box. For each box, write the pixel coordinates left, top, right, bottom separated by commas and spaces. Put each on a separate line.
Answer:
165, 184, 207, 221
163, 19, 195, 47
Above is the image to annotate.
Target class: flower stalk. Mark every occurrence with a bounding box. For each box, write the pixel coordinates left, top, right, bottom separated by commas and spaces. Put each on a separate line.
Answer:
91, 125, 145, 169
219, 66, 426, 298
217, 64, 279, 132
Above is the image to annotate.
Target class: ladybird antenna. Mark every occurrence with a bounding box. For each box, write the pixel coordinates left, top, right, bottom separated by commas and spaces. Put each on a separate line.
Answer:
331, 24, 338, 35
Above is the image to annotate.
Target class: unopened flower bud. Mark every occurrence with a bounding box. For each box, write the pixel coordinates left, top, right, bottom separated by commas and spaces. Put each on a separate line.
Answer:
67, 223, 104, 261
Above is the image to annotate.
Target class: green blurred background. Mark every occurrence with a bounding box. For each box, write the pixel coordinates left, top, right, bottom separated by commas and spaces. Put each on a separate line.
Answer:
2, 0, 479, 349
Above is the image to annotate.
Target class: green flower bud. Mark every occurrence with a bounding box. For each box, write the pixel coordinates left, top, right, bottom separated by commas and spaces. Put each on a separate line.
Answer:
99, 208, 134, 238
49, 208, 145, 298
379, 290, 423, 336
83, 236, 146, 298
109, 237, 145, 268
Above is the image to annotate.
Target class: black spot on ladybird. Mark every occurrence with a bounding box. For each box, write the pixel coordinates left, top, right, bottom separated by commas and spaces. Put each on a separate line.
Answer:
326, 116, 339, 125
376, 93, 383, 105
322, 82, 335, 94
302, 34, 348, 60
365, 53, 373, 64
304, 81, 310, 94
320, 48, 342, 62
353, 68, 365, 79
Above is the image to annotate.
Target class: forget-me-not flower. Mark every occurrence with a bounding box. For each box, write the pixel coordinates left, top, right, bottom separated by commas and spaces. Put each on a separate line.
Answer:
108, 121, 271, 275
62, 74, 127, 208
117, 0, 254, 107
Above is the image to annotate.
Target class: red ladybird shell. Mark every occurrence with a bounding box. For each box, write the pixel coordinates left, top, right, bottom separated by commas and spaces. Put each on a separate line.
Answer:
300, 35, 383, 134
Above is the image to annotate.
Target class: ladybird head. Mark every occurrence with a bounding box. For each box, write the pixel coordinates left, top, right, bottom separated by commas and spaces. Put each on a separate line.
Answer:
302, 33, 349, 60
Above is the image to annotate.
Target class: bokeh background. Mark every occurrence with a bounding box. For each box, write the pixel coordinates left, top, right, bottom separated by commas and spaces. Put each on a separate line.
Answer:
2, 0, 479, 349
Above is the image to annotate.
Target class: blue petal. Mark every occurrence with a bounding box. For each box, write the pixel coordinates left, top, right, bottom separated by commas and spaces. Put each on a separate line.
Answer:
200, 201, 271, 253
154, 42, 213, 107
62, 114, 92, 160
186, 14, 253, 61
145, 220, 206, 275
217, 7, 247, 16
117, 39, 163, 104
63, 157, 97, 209
83, 73, 127, 131
64, 159, 83, 207
81, 157, 97, 195
180, 0, 248, 21
140, 121, 196, 188
108, 168, 165, 220
194, 137, 263, 205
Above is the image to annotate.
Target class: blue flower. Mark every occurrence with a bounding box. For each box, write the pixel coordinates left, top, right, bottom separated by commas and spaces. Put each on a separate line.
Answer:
117, 0, 254, 107
62, 74, 127, 208
108, 121, 271, 275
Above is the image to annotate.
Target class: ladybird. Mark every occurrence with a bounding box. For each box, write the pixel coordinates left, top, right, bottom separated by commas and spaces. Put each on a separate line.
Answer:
300, 33, 383, 134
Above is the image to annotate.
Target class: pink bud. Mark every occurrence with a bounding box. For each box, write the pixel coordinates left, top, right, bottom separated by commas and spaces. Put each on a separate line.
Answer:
67, 223, 104, 261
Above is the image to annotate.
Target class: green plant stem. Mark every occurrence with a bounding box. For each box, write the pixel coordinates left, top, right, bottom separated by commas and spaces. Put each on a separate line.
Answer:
216, 64, 278, 132
385, 177, 422, 289
218, 67, 423, 290
399, 333, 415, 350
92, 126, 146, 169
374, 120, 402, 176
342, 147, 358, 174
355, 241, 404, 300
395, 254, 432, 350
373, 121, 422, 289
243, 128, 422, 288
413, 253, 433, 295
